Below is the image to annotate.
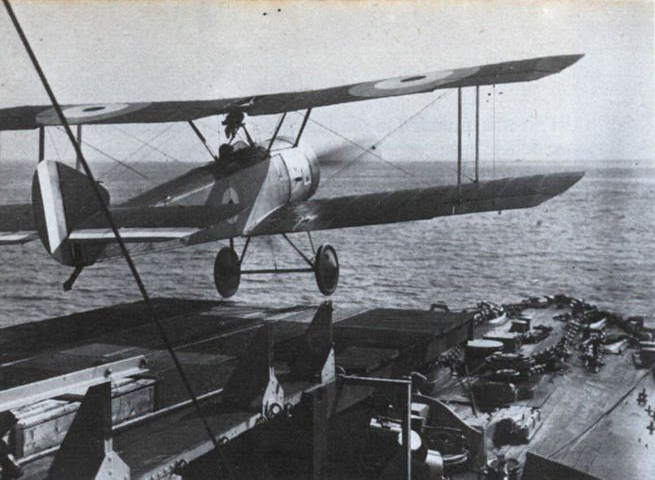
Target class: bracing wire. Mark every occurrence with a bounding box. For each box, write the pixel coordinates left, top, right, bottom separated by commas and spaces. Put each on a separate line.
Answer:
102, 127, 185, 188
317, 92, 450, 186
46, 128, 62, 162
54, 126, 151, 181
1, 2, 233, 476
111, 124, 185, 165
303, 114, 434, 187
308, 91, 474, 186
98, 125, 179, 182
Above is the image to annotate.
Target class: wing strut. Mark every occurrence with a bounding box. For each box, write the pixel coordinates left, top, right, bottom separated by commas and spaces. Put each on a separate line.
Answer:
475, 85, 480, 183
75, 125, 82, 170
188, 120, 219, 161
457, 87, 463, 201
38, 126, 44, 162
267, 112, 287, 153
293, 108, 312, 147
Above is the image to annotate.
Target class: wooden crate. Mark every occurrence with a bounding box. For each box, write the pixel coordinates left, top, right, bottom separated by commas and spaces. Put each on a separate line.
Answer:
9, 377, 156, 458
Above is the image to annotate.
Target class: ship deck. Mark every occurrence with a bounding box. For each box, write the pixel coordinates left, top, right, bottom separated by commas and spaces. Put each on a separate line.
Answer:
0, 298, 652, 479
0, 298, 472, 479
442, 304, 655, 480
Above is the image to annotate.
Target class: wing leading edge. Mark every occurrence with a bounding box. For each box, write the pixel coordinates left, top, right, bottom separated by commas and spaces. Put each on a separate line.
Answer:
0, 55, 583, 130
247, 172, 585, 236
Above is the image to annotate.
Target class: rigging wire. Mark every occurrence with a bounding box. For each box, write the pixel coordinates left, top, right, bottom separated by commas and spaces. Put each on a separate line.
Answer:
1, 2, 233, 475
54, 126, 151, 181
303, 113, 434, 187
111, 123, 186, 164
46, 128, 62, 162
98, 124, 179, 182
104, 129, 193, 199
313, 93, 449, 186
308, 91, 474, 186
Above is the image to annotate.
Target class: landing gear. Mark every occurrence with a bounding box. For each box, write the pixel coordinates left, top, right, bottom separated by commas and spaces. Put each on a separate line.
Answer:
213, 247, 241, 298
314, 245, 339, 295
212, 236, 340, 298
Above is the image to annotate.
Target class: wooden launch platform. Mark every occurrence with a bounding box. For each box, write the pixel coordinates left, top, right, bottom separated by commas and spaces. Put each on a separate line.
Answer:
0, 299, 473, 479
1, 297, 653, 479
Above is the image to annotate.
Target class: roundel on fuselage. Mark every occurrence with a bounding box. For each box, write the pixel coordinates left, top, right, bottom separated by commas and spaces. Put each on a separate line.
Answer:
221, 187, 240, 224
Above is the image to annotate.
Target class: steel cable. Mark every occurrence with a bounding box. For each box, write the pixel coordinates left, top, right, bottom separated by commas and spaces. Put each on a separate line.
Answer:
2, 1, 234, 476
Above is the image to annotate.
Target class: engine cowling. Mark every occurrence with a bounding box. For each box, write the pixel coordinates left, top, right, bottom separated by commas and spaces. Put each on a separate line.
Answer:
268, 137, 320, 203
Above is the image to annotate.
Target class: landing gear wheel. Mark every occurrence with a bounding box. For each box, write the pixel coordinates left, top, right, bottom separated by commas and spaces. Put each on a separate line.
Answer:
314, 244, 339, 296
214, 247, 241, 298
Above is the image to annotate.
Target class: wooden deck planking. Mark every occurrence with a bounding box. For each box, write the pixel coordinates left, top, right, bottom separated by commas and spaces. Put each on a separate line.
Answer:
435, 305, 653, 479
8, 299, 473, 479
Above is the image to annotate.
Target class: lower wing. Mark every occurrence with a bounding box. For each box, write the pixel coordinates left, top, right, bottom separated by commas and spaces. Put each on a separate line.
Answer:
247, 172, 584, 236
0, 204, 37, 245
0, 171, 583, 260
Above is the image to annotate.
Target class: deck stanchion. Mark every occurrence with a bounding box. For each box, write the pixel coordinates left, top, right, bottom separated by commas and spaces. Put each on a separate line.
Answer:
47, 382, 129, 480
288, 301, 335, 383
222, 323, 284, 418
338, 375, 413, 480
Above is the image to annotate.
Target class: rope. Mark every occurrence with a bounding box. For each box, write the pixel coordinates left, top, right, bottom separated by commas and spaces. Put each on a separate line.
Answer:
2, 2, 233, 476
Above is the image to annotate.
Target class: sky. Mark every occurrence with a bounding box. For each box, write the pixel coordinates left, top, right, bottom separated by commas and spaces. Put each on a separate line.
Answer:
0, 0, 653, 165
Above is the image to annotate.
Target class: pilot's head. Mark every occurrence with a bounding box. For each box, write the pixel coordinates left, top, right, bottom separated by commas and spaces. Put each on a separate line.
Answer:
218, 143, 234, 161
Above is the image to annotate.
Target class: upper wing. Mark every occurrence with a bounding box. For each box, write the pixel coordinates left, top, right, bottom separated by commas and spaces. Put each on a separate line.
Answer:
0, 55, 583, 130
246, 172, 585, 236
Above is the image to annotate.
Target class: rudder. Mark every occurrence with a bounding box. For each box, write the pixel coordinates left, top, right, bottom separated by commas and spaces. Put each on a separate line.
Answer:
32, 161, 110, 266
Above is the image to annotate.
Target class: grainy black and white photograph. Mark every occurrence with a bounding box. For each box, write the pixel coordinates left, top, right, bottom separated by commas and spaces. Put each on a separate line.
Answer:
0, 0, 653, 478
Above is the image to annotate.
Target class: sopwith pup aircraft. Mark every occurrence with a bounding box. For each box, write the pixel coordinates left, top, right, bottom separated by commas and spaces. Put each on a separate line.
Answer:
0, 54, 584, 297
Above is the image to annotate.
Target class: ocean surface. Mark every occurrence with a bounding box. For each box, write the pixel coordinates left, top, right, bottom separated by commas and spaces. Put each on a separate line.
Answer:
0, 158, 653, 326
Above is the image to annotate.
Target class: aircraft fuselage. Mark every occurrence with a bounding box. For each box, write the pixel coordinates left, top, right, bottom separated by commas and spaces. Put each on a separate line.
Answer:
120, 138, 320, 238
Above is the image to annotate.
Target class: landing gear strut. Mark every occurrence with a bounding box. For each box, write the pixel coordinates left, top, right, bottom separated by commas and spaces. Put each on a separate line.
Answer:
212, 235, 339, 298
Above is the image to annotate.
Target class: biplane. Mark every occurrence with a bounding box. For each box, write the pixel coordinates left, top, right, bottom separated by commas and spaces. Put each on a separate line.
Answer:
0, 54, 584, 297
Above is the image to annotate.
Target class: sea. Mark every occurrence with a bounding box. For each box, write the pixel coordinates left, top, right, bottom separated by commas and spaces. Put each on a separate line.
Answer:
0, 158, 653, 327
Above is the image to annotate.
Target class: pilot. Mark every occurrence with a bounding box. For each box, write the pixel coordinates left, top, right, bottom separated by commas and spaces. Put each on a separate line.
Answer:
218, 143, 234, 163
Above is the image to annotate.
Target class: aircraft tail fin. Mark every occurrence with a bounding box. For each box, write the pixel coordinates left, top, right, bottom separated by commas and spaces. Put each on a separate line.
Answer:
32, 160, 109, 266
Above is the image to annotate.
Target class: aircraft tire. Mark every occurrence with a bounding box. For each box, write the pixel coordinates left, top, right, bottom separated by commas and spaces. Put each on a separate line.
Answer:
314, 244, 339, 296
214, 247, 241, 298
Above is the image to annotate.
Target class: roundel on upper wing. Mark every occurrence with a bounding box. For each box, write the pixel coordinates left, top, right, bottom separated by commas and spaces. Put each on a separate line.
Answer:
36, 102, 151, 125
348, 67, 479, 98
